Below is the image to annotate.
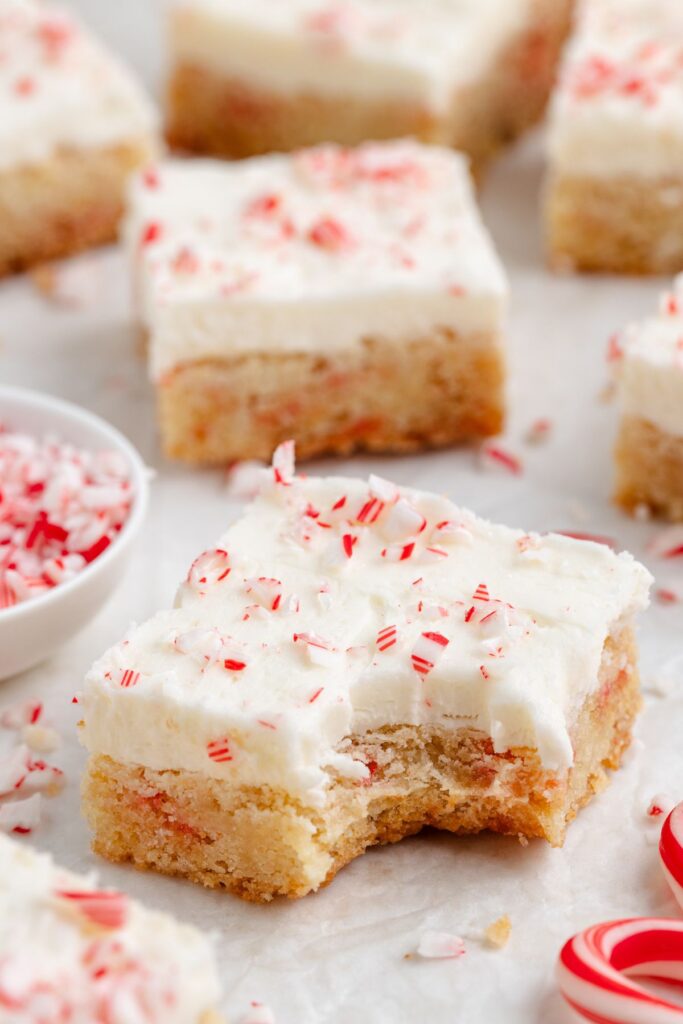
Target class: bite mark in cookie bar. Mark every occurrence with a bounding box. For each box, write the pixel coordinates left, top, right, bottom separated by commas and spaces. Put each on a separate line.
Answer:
546, 0, 683, 275
165, 0, 573, 173
0, 834, 223, 1021
613, 278, 683, 519
126, 141, 507, 463
0, 0, 157, 276
81, 447, 651, 901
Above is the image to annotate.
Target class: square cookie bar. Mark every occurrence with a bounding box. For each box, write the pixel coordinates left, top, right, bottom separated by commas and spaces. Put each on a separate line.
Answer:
614, 277, 683, 519
126, 140, 508, 463
165, 0, 573, 174
81, 446, 651, 902
0, 834, 223, 1021
546, 0, 683, 274
0, 0, 157, 276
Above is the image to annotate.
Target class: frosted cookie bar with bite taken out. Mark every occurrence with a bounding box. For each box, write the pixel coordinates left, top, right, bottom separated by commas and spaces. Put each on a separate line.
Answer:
81, 444, 651, 902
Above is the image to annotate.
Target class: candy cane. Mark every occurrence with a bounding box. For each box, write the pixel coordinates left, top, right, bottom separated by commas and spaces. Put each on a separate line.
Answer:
558, 801, 683, 1023
661, 803, 683, 912
557, 918, 683, 1024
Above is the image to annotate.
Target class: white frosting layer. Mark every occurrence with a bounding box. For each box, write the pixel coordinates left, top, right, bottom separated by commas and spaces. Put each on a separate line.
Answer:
170, 0, 532, 110
548, 0, 683, 179
0, 834, 221, 1022
617, 275, 683, 437
82, 454, 651, 805
124, 142, 508, 380
0, 0, 157, 172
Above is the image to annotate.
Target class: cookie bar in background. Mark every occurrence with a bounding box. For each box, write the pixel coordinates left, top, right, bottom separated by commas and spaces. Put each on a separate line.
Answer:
546, 0, 683, 275
125, 141, 508, 463
166, 0, 574, 174
0, 0, 158, 276
613, 277, 683, 519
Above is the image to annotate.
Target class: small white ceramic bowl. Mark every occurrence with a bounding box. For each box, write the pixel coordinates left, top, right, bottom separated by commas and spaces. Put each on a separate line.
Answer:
0, 386, 149, 680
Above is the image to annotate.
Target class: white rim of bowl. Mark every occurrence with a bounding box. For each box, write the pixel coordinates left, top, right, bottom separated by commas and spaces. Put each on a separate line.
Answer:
0, 385, 150, 623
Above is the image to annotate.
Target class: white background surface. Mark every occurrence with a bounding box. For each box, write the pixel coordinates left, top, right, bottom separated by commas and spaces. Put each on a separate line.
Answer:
1, 3, 683, 1021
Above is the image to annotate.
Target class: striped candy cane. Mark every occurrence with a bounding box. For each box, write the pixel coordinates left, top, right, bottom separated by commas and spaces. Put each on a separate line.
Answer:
558, 801, 683, 1023
661, 802, 683, 912
558, 918, 683, 1024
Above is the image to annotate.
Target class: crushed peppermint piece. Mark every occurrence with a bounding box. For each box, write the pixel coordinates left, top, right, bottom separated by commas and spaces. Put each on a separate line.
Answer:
416, 931, 466, 959
0, 700, 64, 833
0, 429, 132, 610
479, 442, 523, 475
0, 793, 42, 834
225, 459, 268, 499
376, 625, 398, 652
655, 587, 680, 605
54, 888, 129, 930
272, 440, 295, 485
239, 1003, 276, 1024
646, 794, 676, 820
186, 549, 231, 593
207, 738, 233, 763
555, 531, 617, 549
381, 499, 426, 542
411, 631, 449, 677
524, 418, 553, 445
647, 525, 683, 559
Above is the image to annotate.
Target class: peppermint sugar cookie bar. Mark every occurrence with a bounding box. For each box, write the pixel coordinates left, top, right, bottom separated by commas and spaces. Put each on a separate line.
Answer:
81, 445, 651, 902
546, 0, 683, 275
165, 0, 574, 173
0, 0, 157, 276
614, 278, 683, 519
0, 834, 223, 1021
126, 140, 507, 464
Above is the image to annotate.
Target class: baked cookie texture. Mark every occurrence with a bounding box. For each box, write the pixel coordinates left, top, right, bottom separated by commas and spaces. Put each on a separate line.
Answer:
613, 277, 683, 520
0, 0, 157, 276
0, 833, 223, 1020
546, 0, 683, 275
81, 447, 652, 901
165, 0, 574, 176
125, 140, 507, 464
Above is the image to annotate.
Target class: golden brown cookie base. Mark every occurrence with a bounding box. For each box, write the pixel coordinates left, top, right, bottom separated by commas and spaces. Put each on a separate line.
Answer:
546, 172, 683, 275
155, 329, 505, 464
615, 415, 683, 520
165, 0, 573, 174
0, 139, 155, 278
82, 628, 640, 902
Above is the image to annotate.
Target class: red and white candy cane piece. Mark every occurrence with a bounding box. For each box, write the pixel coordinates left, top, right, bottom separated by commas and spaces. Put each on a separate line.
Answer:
272, 440, 295, 484
245, 577, 283, 611
54, 888, 128, 930
187, 549, 231, 591
381, 498, 426, 542
558, 918, 683, 1024
411, 631, 449, 678
661, 802, 683, 912
207, 737, 233, 763
376, 625, 398, 652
